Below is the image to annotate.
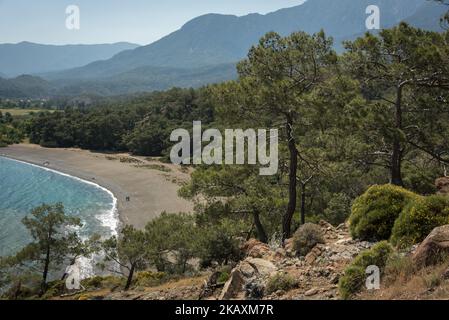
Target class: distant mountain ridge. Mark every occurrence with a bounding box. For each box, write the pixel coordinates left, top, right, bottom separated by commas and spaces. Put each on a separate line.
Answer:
47, 0, 446, 83
0, 75, 50, 98
0, 42, 139, 77
1, 0, 447, 97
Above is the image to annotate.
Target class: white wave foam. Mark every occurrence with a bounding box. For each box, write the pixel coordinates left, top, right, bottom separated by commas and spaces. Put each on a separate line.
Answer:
0, 156, 120, 279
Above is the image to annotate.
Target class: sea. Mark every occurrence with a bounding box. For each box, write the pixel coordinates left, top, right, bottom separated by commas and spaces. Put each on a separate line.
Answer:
0, 156, 119, 278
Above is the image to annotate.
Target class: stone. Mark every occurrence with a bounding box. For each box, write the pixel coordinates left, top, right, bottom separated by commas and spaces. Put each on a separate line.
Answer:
239, 262, 256, 278
219, 269, 245, 300
245, 258, 277, 276
305, 246, 322, 265
274, 248, 287, 260
435, 177, 449, 195
304, 288, 318, 296
242, 239, 271, 259
412, 225, 449, 268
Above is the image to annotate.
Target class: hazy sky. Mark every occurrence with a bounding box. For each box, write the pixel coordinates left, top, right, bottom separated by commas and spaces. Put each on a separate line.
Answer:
0, 0, 305, 45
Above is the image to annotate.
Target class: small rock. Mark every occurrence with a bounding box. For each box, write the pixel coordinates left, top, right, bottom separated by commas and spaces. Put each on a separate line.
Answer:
304, 288, 318, 296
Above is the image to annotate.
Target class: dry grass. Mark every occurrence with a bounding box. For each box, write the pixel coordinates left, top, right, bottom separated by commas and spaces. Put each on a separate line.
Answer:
359, 259, 449, 300
0, 108, 51, 116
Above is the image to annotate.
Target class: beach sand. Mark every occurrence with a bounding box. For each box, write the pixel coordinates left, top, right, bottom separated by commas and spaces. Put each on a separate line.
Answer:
0, 144, 193, 228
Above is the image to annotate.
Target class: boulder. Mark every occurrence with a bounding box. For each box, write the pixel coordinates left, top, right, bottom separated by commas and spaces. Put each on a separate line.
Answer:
242, 239, 271, 259
435, 177, 449, 195
219, 269, 245, 300
412, 225, 449, 267
245, 258, 276, 276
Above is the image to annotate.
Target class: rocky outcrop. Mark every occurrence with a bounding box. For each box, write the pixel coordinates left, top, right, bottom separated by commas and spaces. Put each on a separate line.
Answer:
412, 225, 449, 267
218, 220, 373, 300
436, 177, 449, 195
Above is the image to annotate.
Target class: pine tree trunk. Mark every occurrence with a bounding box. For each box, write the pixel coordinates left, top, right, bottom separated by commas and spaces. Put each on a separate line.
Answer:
300, 182, 306, 225
282, 114, 298, 241
252, 210, 268, 243
39, 243, 51, 296
124, 263, 136, 291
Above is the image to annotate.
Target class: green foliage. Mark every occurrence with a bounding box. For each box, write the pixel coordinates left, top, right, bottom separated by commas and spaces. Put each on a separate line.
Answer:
1, 203, 91, 296
265, 273, 298, 294
383, 253, 416, 285
101, 225, 150, 290
81, 275, 124, 290
0, 111, 24, 145
134, 271, 168, 287
352, 241, 393, 269
349, 185, 420, 241
338, 266, 366, 300
25, 88, 214, 155
391, 195, 449, 248
145, 212, 199, 274
196, 218, 245, 267
217, 269, 231, 284
338, 241, 393, 299
292, 223, 324, 256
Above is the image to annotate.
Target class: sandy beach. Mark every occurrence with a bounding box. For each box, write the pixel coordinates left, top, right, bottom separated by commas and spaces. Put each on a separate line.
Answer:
0, 144, 193, 228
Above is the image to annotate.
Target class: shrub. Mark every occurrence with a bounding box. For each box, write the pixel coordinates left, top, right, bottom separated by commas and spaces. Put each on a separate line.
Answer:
349, 184, 419, 241
81, 275, 124, 290
383, 254, 416, 285
338, 241, 393, 299
198, 219, 244, 267
265, 273, 298, 294
390, 195, 449, 248
134, 271, 168, 287
292, 223, 324, 256
391, 195, 449, 248
338, 265, 365, 300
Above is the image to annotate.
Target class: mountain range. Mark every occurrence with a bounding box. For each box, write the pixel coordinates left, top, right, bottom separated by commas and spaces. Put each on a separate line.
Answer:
0, 0, 448, 98
0, 42, 139, 78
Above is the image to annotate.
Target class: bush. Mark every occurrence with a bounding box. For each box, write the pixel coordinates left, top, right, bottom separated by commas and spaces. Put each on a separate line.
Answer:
265, 273, 298, 294
352, 241, 393, 268
134, 271, 168, 287
292, 223, 324, 256
383, 254, 416, 285
390, 195, 449, 248
338, 241, 393, 299
198, 219, 244, 267
81, 275, 124, 290
338, 265, 366, 300
349, 184, 419, 241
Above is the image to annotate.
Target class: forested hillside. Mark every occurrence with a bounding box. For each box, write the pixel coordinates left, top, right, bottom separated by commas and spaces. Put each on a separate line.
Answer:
2, 5, 449, 301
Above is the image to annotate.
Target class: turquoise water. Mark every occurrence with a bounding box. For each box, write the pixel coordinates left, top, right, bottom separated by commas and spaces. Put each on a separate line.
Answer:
0, 156, 118, 262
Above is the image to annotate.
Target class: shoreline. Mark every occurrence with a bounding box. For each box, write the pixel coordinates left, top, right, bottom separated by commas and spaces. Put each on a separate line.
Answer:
0, 155, 120, 235
0, 144, 193, 229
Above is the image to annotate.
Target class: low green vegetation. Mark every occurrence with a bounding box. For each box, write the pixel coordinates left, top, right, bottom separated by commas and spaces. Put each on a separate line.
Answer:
349, 185, 420, 241
0, 205, 246, 298
265, 273, 298, 294
338, 241, 393, 299
391, 195, 449, 248
349, 185, 449, 248
0, 110, 24, 146
0, 108, 49, 117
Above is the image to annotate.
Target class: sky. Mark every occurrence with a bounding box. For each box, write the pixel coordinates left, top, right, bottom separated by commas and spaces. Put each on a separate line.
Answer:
0, 0, 305, 45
